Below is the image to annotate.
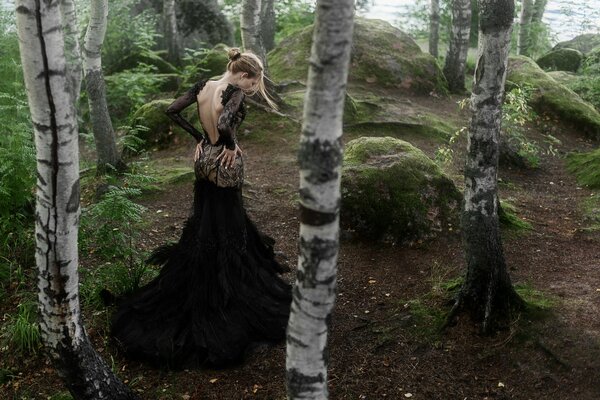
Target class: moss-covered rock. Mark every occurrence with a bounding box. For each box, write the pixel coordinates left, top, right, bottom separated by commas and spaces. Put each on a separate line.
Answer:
547, 71, 578, 86
536, 48, 583, 72
553, 34, 600, 55
507, 56, 600, 140
129, 99, 198, 149
341, 137, 461, 244
268, 18, 447, 94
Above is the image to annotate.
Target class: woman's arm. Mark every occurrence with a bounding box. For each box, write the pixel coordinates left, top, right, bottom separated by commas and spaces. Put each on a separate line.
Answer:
165, 81, 206, 142
216, 87, 245, 150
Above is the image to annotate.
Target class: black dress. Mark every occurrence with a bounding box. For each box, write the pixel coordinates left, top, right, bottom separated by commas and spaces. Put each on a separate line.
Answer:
109, 80, 292, 369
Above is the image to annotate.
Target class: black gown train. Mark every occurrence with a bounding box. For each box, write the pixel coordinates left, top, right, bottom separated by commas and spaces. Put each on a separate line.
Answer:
109, 80, 292, 369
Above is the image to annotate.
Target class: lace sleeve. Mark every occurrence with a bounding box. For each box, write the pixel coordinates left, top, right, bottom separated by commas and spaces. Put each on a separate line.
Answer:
165, 81, 206, 142
217, 86, 245, 150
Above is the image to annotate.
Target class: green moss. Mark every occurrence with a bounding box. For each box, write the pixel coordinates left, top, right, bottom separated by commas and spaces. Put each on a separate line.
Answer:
342, 137, 461, 243
268, 17, 447, 94
536, 48, 583, 72
241, 107, 301, 145
547, 71, 578, 86
345, 121, 450, 142
566, 148, 600, 188
507, 55, 600, 140
515, 283, 557, 310
499, 199, 533, 232
580, 192, 600, 232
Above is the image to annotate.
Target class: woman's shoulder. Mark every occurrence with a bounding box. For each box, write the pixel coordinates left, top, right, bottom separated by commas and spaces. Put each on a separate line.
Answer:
220, 83, 244, 106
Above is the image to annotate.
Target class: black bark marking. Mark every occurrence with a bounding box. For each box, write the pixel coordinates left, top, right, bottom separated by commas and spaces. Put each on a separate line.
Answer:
298, 137, 343, 184
300, 204, 337, 226
298, 236, 338, 288
287, 368, 325, 397
287, 333, 309, 348
66, 179, 79, 213
15, 5, 30, 14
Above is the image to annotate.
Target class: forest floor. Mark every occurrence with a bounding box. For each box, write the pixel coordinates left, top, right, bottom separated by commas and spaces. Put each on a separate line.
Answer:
2, 92, 600, 399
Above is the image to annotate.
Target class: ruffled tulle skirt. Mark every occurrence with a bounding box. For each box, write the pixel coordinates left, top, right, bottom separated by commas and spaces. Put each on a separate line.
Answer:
109, 179, 292, 369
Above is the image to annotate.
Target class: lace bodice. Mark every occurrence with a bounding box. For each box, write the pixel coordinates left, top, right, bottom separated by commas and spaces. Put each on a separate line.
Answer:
165, 80, 247, 150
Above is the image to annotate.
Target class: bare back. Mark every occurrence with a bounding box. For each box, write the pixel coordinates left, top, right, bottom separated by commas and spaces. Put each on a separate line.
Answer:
196, 81, 229, 145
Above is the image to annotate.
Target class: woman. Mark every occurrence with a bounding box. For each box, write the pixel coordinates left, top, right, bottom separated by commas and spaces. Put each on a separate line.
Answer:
108, 48, 292, 369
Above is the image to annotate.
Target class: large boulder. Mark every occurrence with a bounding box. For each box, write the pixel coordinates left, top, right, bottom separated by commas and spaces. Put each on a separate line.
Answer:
128, 99, 198, 149
536, 48, 583, 72
341, 137, 461, 244
553, 34, 600, 55
268, 18, 447, 94
507, 56, 600, 141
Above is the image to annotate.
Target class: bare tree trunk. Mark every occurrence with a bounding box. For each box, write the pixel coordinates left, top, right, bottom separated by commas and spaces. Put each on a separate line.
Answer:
261, 0, 276, 52
241, 0, 267, 70
59, 0, 82, 105
450, 0, 523, 334
285, 0, 354, 399
443, 0, 471, 93
83, 0, 125, 174
14, 1, 138, 398
163, 0, 182, 65
429, 0, 440, 58
531, 0, 547, 22
518, 0, 533, 56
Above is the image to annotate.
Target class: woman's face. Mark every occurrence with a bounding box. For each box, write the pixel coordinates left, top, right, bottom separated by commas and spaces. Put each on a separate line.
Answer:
236, 72, 259, 91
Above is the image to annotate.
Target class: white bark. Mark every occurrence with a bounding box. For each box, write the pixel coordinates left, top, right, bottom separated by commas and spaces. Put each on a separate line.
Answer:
15, 0, 136, 397
443, 0, 471, 93
241, 0, 267, 68
83, 0, 123, 173
518, 0, 533, 56
59, 0, 82, 105
286, 0, 355, 399
163, 0, 182, 65
429, 0, 440, 58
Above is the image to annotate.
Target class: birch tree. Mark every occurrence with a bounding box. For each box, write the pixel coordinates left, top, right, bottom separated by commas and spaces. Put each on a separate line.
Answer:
163, 0, 182, 65
286, 0, 354, 398
443, 0, 471, 93
449, 0, 523, 333
261, 0, 276, 52
83, 0, 124, 174
429, 0, 440, 58
518, 0, 533, 56
531, 0, 547, 23
59, 0, 82, 105
14, 0, 137, 398
241, 0, 267, 69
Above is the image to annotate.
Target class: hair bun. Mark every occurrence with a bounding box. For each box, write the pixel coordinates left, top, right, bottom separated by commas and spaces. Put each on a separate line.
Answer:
228, 48, 242, 61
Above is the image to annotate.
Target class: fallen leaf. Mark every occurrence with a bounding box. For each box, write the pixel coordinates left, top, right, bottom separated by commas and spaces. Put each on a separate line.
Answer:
404, 393, 413, 398
498, 382, 505, 388
209, 378, 218, 384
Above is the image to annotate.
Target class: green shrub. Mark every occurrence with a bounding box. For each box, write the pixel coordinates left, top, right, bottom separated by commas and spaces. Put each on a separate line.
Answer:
566, 148, 600, 188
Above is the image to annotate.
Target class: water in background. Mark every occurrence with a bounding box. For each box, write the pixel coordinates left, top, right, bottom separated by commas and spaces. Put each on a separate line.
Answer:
359, 0, 600, 44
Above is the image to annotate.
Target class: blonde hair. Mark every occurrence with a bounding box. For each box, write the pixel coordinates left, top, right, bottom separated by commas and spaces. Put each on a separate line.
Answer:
227, 48, 278, 110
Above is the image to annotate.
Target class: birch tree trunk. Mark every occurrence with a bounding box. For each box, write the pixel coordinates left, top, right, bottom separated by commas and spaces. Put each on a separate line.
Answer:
163, 0, 182, 65
286, 0, 354, 399
429, 0, 440, 58
261, 0, 276, 52
59, 0, 82, 105
443, 0, 471, 93
452, 0, 523, 334
241, 0, 267, 70
15, 1, 137, 398
83, 0, 124, 174
518, 0, 533, 56
531, 0, 547, 22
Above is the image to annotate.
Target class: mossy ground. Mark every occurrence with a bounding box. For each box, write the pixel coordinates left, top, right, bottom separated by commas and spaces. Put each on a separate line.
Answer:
566, 147, 600, 188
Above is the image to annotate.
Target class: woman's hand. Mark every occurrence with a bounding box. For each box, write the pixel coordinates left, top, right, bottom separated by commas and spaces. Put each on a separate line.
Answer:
216, 144, 243, 169
194, 140, 204, 162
